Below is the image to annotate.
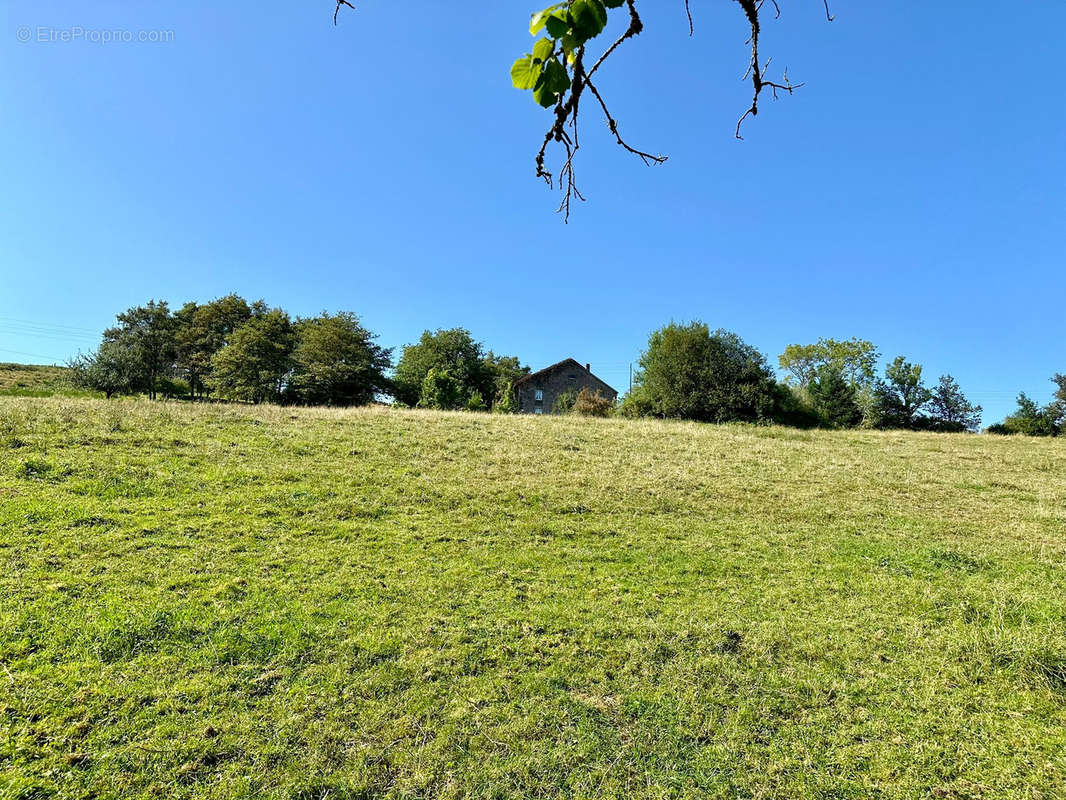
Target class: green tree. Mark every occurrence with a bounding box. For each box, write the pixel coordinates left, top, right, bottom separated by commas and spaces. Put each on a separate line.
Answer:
924, 375, 982, 433
778, 338, 879, 388
990, 393, 1059, 437
393, 329, 489, 407
418, 368, 462, 410
808, 365, 861, 428
627, 321, 778, 423
67, 340, 140, 399
174, 295, 254, 399
874, 356, 932, 430
102, 300, 176, 400
1050, 374, 1066, 428
484, 352, 531, 406
290, 312, 392, 406
210, 309, 295, 403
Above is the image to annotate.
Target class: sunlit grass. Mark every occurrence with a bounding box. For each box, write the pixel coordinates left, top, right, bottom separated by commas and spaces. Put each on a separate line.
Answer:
1, 397, 1065, 799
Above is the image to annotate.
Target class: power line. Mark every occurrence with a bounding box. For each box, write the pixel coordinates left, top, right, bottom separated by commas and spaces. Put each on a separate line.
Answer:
0, 315, 100, 335
0, 347, 64, 362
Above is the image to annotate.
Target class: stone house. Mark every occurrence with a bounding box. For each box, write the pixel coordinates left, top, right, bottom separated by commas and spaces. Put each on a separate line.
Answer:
513, 359, 618, 415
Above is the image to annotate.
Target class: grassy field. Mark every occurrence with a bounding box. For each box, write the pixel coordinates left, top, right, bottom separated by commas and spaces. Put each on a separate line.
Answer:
2, 398, 1065, 799
0, 363, 93, 399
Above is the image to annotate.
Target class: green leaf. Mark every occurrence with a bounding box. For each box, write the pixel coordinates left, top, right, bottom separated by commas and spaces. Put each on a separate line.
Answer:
604, 0, 624, 7
543, 57, 571, 93
530, 3, 567, 35
533, 57, 571, 107
544, 14, 570, 38
571, 0, 608, 40
510, 55, 541, 90
532, 37, 554, 64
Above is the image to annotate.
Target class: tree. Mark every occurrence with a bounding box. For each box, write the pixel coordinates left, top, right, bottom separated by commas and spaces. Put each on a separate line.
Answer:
418, 368, 462, 410
102, 300, 176, 400
807, 365, 861, 428
924, 375, 982, 433
393, 330, 524, 410
778, 338, 879, 388
989, 390, 1060, 437
873, 356, 932, 430
174, 295, 254, 399
484, 353, 531, 406
68, 340, 140, 399
336, 0, 830, 219
627, 321, 778, 423
210, 309, 295, 403
289, 312, 392, 406
1050, 374, 1066, 428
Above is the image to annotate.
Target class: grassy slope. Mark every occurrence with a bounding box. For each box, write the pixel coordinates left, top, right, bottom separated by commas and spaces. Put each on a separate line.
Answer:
0, 363, 90, 398
1, 398, 1065, 800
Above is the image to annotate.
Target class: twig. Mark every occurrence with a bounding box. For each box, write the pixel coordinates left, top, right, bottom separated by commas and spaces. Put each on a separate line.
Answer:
334, 0, 354, 26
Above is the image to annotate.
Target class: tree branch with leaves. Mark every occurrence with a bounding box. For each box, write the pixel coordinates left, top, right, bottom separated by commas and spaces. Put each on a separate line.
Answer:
335, 0, 832, 220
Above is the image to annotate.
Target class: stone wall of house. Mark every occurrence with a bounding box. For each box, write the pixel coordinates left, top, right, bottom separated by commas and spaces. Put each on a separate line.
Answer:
516, 361, 618, 414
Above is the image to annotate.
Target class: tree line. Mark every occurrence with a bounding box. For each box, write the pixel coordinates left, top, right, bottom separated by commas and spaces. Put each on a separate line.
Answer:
69, 297, 1062, 435
68, 297, 527, 410
622, 326, 985, 433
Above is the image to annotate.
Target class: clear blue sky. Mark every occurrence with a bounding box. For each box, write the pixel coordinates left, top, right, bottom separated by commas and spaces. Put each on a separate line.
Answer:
2, 1, 1063, 423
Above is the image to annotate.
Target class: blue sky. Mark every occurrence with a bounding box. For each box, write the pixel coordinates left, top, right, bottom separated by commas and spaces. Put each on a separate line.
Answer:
1, 1, 1063, 423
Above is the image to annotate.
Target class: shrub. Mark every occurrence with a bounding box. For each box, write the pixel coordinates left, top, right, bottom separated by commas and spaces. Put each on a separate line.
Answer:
572, 388, 614, 417
769, 383, 821, 429
419, 368, 462, 410
493, 383, 518, 414
156, 377, 190, 400
466, 391, 487, 412
552, 389, 578, 414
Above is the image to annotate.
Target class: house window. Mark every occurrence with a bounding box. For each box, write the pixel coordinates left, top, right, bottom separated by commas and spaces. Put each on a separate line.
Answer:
534, 407, 543, 415
535, 389, 543, 402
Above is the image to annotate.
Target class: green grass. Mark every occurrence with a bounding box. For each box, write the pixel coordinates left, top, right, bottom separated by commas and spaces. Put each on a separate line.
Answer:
2, 398, 1065, 799
0, 363, 97, 398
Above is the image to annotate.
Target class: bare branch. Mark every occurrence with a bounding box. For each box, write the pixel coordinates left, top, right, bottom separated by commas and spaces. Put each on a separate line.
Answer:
334, 0, 354, 26
733, 0, 803, 140
584, 75, 667, 167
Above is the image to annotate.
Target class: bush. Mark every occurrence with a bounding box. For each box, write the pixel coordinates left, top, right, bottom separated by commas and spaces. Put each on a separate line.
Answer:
156, 377, 190, 400
629, 322, 778, 423
466, 391, 487, 412
571, 388, 614, 417
552, 389, 578, 414
419, 368, 462, 410
769, 384, 820, 429
493, 383, 518, 414
992, 393, 1059, 437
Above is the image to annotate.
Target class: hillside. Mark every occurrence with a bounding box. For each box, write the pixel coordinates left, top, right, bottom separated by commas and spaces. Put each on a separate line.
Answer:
2, 398, 1065, 799
0, 362, 81, 397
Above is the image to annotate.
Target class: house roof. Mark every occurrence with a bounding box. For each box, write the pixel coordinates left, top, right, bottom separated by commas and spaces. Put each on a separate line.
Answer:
513, 358, 617, 394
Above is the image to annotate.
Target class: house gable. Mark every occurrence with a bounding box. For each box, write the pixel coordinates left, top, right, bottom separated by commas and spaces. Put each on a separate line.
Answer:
514, 359, 618, 415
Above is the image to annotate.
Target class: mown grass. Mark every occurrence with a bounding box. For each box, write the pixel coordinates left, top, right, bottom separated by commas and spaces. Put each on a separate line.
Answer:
1, 397, 1065, 799
0, 363, 97, 399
